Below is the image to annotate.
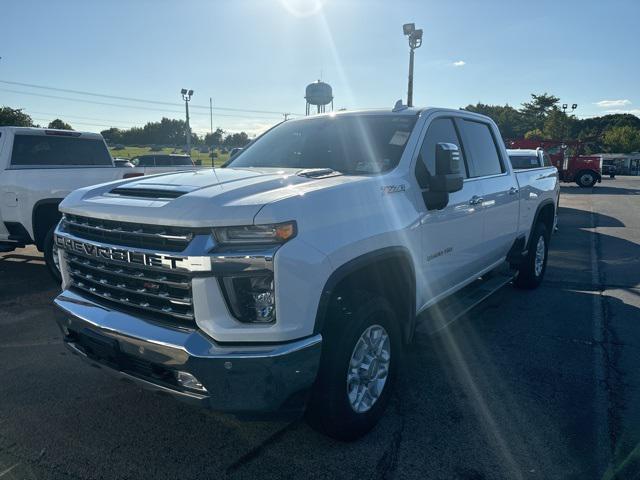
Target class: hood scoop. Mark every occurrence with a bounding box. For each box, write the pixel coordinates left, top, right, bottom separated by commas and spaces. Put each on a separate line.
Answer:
110, 183, 200, 199
297, 168, 342, 179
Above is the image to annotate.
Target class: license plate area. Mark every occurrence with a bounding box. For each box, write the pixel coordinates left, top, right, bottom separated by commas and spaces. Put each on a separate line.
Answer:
76, 328, 121, 364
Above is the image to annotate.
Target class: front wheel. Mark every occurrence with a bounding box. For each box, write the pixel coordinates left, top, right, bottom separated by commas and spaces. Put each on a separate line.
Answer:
306, 294, 402, 440
577, 171, 596, 188
43, 224, 62, 283
515, 222, 549, 290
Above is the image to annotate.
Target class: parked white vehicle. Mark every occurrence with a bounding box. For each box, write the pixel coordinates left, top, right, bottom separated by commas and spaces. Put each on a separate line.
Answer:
53, 107, 559, 439
0, 127, 198, 279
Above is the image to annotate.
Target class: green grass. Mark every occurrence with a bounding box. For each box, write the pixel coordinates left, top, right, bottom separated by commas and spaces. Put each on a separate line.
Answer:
109, 146, 229, 167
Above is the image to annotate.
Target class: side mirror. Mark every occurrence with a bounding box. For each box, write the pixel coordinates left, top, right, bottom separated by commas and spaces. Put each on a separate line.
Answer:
423, 143, 464, 210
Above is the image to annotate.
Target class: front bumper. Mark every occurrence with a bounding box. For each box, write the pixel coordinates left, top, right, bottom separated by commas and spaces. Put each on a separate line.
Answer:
54, 289, 322, 415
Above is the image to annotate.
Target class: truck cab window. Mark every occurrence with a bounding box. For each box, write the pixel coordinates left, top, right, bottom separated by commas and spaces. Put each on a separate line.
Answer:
459, 120, 504, 177
417, 118, 467, 178
10, 135, 112, 167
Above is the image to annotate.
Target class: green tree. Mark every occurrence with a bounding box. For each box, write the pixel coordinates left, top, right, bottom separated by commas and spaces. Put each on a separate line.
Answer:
602, 126, 640, 153
0, 106, 34, 127
204, 128, 225, 146
524, 129, 544, 140
462, 103, 526, 138
521, 93, 560, 131
47, 118, 73, 130
542, 108, 570, 140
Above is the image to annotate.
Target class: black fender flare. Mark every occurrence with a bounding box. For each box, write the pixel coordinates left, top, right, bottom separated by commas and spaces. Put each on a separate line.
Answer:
527, 198, 555, 250
313, 246, 417, 342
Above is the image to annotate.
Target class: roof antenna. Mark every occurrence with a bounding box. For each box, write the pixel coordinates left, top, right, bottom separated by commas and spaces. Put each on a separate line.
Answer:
393, 99, 408, 112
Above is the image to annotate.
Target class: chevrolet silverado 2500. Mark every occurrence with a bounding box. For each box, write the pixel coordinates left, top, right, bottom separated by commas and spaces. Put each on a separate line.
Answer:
53, 107, 559, 439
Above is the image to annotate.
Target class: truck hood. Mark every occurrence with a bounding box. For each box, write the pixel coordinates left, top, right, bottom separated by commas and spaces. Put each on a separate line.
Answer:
59, 167, 365, 227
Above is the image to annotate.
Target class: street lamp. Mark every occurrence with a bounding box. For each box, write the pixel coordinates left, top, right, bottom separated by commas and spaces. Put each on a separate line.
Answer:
403, 23, 423, 107
181, 88, 194, 154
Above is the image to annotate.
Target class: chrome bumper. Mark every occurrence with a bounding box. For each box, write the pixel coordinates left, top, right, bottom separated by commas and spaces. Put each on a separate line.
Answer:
54, 289, 322, 414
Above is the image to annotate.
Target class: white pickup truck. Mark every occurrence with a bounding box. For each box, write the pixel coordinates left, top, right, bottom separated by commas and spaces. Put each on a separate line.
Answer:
53, 107, 559, 439
0, 127, 198, 279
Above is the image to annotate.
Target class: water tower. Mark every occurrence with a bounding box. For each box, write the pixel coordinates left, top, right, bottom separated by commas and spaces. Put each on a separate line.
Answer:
305, 80, 333, 115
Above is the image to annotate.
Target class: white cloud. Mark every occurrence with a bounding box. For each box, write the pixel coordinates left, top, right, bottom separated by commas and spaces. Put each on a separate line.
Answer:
452, 60, 466, 67
595, 99, 631, 108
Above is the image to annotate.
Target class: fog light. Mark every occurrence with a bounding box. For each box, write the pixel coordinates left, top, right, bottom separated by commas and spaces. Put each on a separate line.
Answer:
174, 371, 207, 392
222, 273, 276, 323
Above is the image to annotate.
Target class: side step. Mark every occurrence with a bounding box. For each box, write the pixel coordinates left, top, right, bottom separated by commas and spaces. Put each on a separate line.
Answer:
414, 265, 515, 336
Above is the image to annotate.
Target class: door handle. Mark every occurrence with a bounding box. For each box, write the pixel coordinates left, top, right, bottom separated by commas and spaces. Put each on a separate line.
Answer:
469, 195, 484, 205
508, 187, 519, 195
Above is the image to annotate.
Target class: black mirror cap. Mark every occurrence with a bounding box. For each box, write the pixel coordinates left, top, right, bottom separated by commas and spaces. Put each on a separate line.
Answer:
430, 173, 463, 193
435, 142, 461, 175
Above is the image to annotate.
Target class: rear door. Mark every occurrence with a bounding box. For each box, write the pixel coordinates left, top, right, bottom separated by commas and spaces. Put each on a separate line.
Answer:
414, 116, 486, 302
456, 118, 519, 267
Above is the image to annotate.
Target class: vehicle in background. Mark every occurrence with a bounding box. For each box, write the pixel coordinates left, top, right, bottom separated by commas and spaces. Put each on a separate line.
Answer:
507, 139, 602, 188
602, 163, 617, 178
0, 127, 199, 280
130, 154, 195, 168
113, 158, 134, 168
53, 107, 559, 440
229, 147, 243, 159
507, 148, 552, 170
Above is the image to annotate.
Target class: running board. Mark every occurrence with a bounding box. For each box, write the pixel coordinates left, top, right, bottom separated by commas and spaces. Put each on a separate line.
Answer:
414, 265, 515, 336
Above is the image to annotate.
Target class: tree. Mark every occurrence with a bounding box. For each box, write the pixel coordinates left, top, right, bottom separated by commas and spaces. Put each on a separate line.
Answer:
48, 118, 73, 130
521, 93, 560, 131
223, 131, 250, 148
0, 106, 34, 127
204, 128, 225, 147
462, 103, 526, 138
602, 126, 640, 153
542, 108, 570, 140
524, 129, 544, 140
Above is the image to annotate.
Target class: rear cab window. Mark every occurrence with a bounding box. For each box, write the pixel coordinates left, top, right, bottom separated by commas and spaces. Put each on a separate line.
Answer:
509, 154, 541, 170
10, 133, 113, 167
457, 119, 505, 177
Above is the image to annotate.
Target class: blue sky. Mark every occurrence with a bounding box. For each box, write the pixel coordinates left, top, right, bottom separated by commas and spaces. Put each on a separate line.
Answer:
1, 0, 638, 136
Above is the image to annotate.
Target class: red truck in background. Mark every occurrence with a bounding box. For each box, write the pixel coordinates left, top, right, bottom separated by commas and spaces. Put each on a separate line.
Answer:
507, 139, 602, 188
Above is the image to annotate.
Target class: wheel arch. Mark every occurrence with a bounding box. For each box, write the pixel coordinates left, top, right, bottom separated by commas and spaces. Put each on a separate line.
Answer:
32, 198, 64, 251
528, 199, 555, 250
313, 246, 416, 344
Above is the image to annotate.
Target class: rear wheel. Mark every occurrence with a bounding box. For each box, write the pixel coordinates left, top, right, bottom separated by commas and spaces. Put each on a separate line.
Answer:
43, 224, 62, 283
306, 294, 401, 440
577, 171, 596, 188
515, 222, 549, 290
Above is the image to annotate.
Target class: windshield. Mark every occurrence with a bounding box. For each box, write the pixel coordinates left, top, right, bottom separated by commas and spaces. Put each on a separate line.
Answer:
227, 114, 417, 175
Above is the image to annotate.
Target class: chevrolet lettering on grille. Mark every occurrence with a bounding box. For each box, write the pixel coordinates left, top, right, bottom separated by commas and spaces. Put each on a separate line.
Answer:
54, 235, 211, 272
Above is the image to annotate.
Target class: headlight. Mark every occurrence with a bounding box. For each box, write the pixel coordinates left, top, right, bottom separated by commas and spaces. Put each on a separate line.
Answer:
221, 273, 276, 323
214, 221, 296, 245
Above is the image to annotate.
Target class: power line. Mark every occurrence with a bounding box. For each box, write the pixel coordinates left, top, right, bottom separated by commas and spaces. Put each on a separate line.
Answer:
0, 79, 303, 116
0, 88, 286, 121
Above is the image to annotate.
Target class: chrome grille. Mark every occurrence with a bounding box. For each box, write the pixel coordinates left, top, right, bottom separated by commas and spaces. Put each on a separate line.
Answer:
62, 214, 195, 252
66, 253, 194, 324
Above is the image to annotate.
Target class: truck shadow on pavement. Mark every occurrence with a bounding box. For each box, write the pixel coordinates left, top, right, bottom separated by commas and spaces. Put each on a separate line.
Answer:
1, 209, 640, 479
561, 181, 640, 196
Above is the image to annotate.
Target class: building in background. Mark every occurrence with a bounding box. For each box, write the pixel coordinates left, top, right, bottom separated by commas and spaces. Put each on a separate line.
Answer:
600, 153, 640, 176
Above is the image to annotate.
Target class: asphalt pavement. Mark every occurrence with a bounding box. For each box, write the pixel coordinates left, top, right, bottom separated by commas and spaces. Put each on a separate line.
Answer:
1, 177, 639, 480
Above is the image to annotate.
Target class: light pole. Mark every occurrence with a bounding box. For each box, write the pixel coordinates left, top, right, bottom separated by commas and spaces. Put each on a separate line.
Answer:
561, 103, 578, 145
181, 88, 194, 154
403, 23, 423, 107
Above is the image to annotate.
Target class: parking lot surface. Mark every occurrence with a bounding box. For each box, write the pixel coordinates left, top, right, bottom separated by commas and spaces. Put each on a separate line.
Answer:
1, 177, 639, 480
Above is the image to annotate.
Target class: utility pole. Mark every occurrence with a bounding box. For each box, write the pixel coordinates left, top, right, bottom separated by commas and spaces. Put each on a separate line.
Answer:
403, 23, 423, 107
209, 97, 213, 134
181, 88, 193, 154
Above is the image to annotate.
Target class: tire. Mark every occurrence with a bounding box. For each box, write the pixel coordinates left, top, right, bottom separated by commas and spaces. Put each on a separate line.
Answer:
515, 222, 549, 290
43, 224, 62, 283
577, 171, 596, 188
306, 293, 402, 440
